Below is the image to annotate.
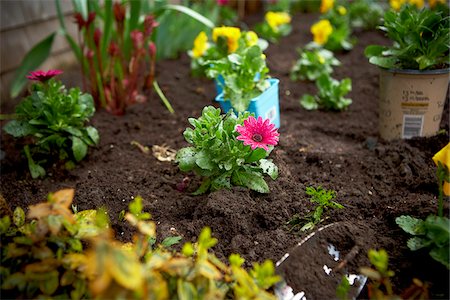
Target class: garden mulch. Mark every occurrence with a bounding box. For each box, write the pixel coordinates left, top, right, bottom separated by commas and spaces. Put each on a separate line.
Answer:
1, 12, 449, 299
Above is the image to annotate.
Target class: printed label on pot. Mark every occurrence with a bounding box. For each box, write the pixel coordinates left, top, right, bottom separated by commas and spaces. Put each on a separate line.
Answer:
402, 114, 423, 139
266, 106, 277, 123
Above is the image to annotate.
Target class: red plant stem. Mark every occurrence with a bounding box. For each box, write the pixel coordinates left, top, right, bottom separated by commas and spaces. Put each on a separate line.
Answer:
127, 50, 142, 104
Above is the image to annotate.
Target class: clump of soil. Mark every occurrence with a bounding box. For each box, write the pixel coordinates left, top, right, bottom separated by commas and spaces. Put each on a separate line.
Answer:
1, 12, 449, 299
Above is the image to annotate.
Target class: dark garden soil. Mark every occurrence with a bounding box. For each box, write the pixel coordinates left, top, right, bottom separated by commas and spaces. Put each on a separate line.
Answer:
1, 12, 449, 299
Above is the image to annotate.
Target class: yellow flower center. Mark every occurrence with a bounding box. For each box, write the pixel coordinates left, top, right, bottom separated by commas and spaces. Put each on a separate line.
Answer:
311, 19, 333, 46
265, 11, 291, 32
212, 26, 242, 53
192, 31, 208, 58
320, 0, 335, 13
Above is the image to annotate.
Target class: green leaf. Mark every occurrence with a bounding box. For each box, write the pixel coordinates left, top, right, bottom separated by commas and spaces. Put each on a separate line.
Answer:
396, 215, 425, 235
247, 148, 267, 163
259, 159, 278, 180
195, 150, 214, 171
24, 145, 46, 179
86, 127, 100, 145
429, 247, 450, 268
300, 94, 318, 110
177, 279, 197, 300
232, 170, 269, 193
164, 4, 215, 28
13, 207, 25, 227
1, 272, 26, 290
3, 120, 36, 137
10, 33, 56, 98
71, 136, 88, 162
39, 270, 59, 295
424, 215, 450, 247
161, 236, 182, 248
176, 147, 197, 172
368, 56, 397, 69
407, 237, 432, 251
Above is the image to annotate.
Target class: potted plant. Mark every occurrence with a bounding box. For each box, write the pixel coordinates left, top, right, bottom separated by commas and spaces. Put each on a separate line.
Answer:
189, 27, 268, 94
365, 4, 449, 140
206, 42, 281, 128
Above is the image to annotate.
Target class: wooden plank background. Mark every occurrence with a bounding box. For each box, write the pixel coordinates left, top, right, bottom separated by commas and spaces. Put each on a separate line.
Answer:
1, 0, 77, 109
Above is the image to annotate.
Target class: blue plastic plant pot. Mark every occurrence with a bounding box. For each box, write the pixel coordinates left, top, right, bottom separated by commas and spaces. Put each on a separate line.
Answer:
215, 78, 280, 128
215, 74, 225, 95
215, 73, 262, 95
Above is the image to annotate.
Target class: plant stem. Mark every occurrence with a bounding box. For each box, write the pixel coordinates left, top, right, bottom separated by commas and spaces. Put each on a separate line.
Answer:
437, 169, 444, 217
153, 80, 174, 114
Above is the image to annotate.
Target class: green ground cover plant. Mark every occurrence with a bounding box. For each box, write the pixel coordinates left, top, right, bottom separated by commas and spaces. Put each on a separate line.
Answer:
0, 189, 280, 299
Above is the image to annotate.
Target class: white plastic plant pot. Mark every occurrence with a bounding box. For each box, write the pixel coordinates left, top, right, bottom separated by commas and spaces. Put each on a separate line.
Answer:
378, 68, 449, 141
215, 78, 280, 128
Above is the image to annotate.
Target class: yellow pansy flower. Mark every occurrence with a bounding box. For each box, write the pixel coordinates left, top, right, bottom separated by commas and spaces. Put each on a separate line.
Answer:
246, 31, 259, 46
212, 26, 241, 53
337, 5, 347, 15
320, 0, 335, 13
390, 0, 406, 11
311, 19, 333, 46
433, 143, 450, 196
408, 0, 424, 8
265, 11, 291, 32
429, 0, 446, 8
192, 31, 208, 58
433, 143, 450, 170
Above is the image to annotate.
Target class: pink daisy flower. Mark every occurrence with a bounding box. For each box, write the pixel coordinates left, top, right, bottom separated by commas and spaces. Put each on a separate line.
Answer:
26, 70, 63, 82
236, 116, 279, 151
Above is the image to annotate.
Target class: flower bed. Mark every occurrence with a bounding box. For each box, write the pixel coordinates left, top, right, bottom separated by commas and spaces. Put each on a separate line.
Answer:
1, 11, 449, 298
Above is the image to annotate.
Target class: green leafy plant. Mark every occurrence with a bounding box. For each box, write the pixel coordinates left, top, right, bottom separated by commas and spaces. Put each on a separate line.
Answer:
0, 189, 281, 299
206, 43, 270, 112
176, 106, 279, 194
0, 189, 99, 299
290, 47, 341, 81
395, 215, 449, 268
254, 11, 292, 43
359, 249, 398, 299
395, 144, 450, 268
348, 0, 385, 30
287, 186, 344, 232
300, 74, 352, 111
360, 249, 430, 299
365, 4, 450, 70
3, 75, 99, 178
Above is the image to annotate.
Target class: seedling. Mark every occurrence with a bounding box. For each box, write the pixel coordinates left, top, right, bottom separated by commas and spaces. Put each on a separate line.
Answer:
300, 73, 352, 111
290, 47, 341, 81
288, 186, 344, 232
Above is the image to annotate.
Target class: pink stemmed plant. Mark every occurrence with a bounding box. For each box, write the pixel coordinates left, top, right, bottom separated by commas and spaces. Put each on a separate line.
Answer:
26, 70, 63, 82
73, 2, 158, 115
236, 116, 279, 151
